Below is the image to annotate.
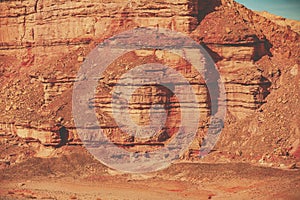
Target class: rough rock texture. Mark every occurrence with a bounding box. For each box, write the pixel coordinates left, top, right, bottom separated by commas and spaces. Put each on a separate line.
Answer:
0, 0, 200, 49
256, 11, 300, 34
0, 0, 299, 167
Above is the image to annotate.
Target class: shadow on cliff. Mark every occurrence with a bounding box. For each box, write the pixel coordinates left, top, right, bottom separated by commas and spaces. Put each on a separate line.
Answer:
56, 125, 69, 148
253, 39, 273, 61
197, 0, 222, 24
258, 76, 272, 104
201, 43, 223, 63
201, 48, 221, 116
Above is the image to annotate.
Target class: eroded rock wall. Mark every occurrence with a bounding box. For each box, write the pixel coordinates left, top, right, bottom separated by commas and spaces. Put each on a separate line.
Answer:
0, 0, 298, 163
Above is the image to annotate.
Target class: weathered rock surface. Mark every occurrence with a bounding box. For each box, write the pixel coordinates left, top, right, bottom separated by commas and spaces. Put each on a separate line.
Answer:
0, 0, 299, 165
256, 11, 300, 34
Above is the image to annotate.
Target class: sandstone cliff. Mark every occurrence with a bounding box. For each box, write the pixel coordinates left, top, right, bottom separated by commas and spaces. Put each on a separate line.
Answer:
0, 0, 299, 167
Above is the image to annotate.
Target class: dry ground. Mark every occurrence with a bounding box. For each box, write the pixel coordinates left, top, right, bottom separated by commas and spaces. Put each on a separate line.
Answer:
0, 146, 299, 200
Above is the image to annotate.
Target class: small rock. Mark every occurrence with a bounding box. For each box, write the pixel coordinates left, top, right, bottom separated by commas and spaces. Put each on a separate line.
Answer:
77, 56, 84, 62
277, 97, 282, 103
225, 27, 232, 34
202, 177, 210, 182
290, 139, 300, 156
24, 194, 37, 199
0, 159, 10, 165
17, 182, 26, 187
279, 164, 285, 168
180, 177, 187, 181
5, 105, 11, 111
70, 195, 77, 199
282, 99, 288, 104
287, 163, 297, 169
259, 158, 265, 164
235, 150, 242, 156
290, 64, 298, 76
56, 117, 64, 123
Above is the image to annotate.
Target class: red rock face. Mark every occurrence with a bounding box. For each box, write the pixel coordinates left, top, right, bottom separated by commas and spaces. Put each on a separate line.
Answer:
0, 0, 299, 165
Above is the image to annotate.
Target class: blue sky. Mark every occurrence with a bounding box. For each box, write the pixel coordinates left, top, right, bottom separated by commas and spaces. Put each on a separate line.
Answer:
235, 0, 300, 20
